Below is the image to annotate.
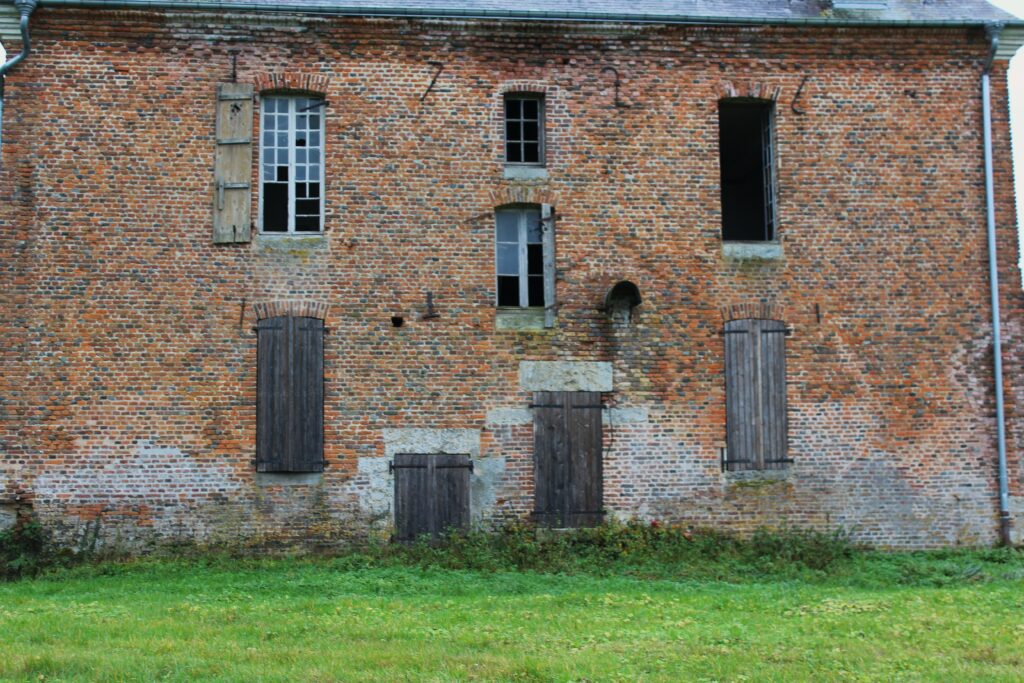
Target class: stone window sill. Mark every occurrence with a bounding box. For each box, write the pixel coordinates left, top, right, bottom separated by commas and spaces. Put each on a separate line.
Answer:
495, 307, 550, 331
722, 241, 783, 260
255, 472, 323, 487
255, 233, 328, 252
722, 467, 791, 485
503, 165, 549, 181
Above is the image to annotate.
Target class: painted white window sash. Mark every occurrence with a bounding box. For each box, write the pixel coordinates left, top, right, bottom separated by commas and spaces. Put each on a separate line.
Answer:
258, 96, 325, 234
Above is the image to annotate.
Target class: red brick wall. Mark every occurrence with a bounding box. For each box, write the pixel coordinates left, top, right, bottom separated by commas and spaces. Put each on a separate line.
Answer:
0, 8, 1020, 548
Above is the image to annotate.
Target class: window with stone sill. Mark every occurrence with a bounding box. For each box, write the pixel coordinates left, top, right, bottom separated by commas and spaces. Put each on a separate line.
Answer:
504, 94, 545, 166
719, 99, 777, 242
259, 95, 325, 234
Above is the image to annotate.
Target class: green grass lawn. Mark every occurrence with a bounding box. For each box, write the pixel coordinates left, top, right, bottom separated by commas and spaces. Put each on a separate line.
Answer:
1, 550, 1023, 682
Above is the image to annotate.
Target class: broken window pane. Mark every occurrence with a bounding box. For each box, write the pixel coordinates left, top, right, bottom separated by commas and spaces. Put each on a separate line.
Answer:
528, 276, 544, 307
260, 96, 325, 233
498, 277, 520, 307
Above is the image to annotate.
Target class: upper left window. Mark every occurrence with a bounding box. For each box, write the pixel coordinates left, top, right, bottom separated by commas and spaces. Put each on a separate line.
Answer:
260, 96, 324, 233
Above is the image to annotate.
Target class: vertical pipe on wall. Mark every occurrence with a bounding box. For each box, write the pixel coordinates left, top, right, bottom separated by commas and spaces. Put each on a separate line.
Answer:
981, 23, 1012, 546
0, 0, 38, 157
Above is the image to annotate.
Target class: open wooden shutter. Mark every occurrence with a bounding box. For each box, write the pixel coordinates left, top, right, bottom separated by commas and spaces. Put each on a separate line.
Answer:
541, 203, 556, 327
532, 391, 603, 528
724, 318, 788, 470
213, 83, 253, 243
255, 315, 324, 473
392, 453, 471, 541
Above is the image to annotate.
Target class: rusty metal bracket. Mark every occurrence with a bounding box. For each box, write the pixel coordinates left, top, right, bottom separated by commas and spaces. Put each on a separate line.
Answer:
791, 75, 809, 115
420, 62, 445, 102
601, 66, 627, 108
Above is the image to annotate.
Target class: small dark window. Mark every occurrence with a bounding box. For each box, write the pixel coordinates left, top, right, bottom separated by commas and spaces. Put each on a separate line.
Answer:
256, 315, 325, 473
504, 94, 544, 165
723, 318, 789, 471
719, 100, 776, 241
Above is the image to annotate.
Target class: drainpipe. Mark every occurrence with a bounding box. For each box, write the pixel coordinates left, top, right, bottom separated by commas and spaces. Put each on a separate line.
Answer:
0, 0, 38, 154
0, 0, 38, 77
981, 23, 1012, 546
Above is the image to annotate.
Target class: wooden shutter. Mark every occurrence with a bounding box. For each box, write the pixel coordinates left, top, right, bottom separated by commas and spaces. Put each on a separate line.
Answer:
724, 318, 788, 470
213, 83, 253, 243
541, 203, 556, 327
761, 107, 776, 240
759, 319, 788, 468
256, 316, 288, 472
392, 453, 471, 541
293, 317, 325, 473
393, 453, 432, 541
255, 315, 324, 473
532, 391, 603, 528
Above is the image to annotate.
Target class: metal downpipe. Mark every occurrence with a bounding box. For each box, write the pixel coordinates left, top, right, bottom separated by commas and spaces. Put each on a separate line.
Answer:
982, 23, 1012, 546
0, 0, 37, 77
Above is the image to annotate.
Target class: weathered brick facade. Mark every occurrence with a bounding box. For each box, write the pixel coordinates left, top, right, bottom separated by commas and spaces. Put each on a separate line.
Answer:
1, 6, 1022, 549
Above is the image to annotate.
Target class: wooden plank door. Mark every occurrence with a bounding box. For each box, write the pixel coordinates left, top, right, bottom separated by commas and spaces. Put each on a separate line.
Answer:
533, 391, 603, 528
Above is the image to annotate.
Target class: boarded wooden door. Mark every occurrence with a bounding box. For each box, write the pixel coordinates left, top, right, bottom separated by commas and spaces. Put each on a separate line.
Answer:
256, 315, 324, 472
392, 453, 472, 541
533, 391, 603, 528
724, 318, 788, 470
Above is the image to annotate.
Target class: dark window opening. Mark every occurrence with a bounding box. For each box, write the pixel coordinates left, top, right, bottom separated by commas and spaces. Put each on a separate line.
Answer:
719, 100, 776, 241
504, 94, 544, 165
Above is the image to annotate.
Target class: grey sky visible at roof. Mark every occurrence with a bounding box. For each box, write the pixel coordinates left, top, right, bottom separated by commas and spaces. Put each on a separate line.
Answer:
13, 0, 1018, 24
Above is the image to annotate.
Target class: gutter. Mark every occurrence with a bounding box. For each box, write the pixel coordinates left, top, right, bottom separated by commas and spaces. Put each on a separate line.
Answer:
21, 0, 1024, 29
981, 23, 1013, 546
0, 0, 36, 78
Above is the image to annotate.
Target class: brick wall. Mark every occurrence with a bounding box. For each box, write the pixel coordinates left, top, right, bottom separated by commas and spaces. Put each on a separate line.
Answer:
0, 7, 1020, 548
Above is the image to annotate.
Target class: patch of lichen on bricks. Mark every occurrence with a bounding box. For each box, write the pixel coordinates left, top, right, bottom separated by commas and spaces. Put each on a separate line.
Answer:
0, 9, 1017, 549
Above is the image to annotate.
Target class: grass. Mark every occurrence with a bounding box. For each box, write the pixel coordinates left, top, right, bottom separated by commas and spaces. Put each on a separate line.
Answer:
0, 527, 1023, 681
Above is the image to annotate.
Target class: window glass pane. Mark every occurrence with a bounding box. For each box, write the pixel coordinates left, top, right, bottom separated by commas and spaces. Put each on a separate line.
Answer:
297, 115, 307, 129
522, 99, 539, 119
296, 199, 320, 215
526, 212, 542, 242
528, 277, 544, 307
309, 114, 320, 128
295, 215, 320, 232
296, 132, 307, 147
522, 121, 539, 143
296, 149, 307, 163
296, 166, 306, 181
263, 184, 288, 232
522, 143, 539, 164
263, 167, 275, 182
264, 116, 275, 131
505, 98, 521, 119
527, 244, 543, 275
263, 131, 274, 146
496, 243, 519, 275
498, 277, 520, 307
277, 115, 288, 129
309, 132, 320, 147
276, 132, 288, 148
496, 211, 519, 242
506, 144, 521, 163
309, 167, 320, 181
506, 121, 521, 142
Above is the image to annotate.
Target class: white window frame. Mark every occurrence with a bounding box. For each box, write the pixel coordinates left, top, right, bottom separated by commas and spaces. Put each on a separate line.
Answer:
495, 206, 544, 308
258, 95, 326, 234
